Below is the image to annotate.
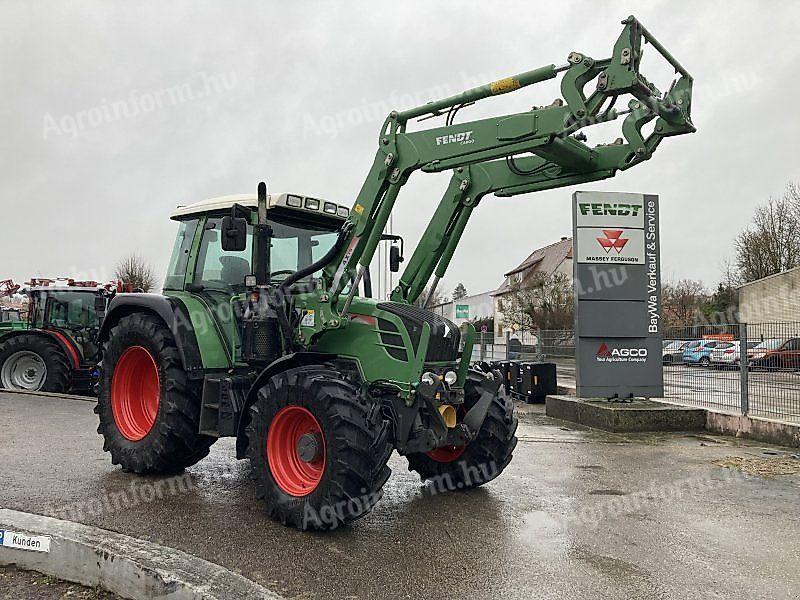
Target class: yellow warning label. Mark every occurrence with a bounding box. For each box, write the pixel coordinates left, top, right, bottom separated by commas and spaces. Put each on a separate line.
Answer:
353, 203, 364, 215
490, 77, 521, 95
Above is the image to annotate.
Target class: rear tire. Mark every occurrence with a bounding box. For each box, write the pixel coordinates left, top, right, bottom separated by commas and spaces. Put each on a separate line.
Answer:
95, 313, 214, 474
0, 334, 71, 393
407, 370, 518, 490
245, 366, 392, 531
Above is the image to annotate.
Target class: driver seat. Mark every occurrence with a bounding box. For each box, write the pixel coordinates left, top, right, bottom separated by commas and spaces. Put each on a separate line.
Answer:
219, 256, 251, 286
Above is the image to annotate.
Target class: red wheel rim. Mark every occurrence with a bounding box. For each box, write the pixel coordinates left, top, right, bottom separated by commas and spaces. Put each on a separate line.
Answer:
427, 445, 466, 463
111, 346, 160, 441
267, 406, 326, 497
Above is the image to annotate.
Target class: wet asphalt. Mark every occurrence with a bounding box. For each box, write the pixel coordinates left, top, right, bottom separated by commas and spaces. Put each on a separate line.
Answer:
1, 391, 799, 600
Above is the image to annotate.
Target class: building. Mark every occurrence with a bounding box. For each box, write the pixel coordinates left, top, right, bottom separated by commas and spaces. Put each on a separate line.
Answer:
431, 290, 495, 329
738, 266, 800, 323
432, 237, 574, 342
492, 236, 573, 340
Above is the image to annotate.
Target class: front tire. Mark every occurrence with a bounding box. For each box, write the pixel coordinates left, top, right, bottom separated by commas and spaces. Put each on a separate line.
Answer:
95, 313, 214, 474
0, 334, 71, 393
245, 366, 392, 531
406, 370, 518, 490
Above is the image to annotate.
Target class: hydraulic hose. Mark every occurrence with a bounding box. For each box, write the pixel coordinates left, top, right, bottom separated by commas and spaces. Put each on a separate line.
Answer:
279, 222, 353, 291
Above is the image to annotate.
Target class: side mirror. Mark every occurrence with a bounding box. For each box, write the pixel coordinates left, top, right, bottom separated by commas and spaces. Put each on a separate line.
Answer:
221, 216, 247, 252
389, 245, 404, 273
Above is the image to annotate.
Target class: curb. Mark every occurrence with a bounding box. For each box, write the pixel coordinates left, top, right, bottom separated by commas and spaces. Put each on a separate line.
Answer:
0, 509, 280, 600
1, 388, 95, 402
545, 394, 706, 432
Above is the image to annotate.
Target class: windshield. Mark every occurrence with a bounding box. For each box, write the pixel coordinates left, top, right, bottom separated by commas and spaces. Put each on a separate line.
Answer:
269, 219, 339, 283
191, 214, 340, 294
755, 339, 784, 350
45, 291, 99, 329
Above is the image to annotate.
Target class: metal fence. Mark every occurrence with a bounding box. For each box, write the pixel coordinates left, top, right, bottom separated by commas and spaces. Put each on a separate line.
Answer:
470, 322, 800, 425
663, 322, 800, 424
470, 329, 575, 362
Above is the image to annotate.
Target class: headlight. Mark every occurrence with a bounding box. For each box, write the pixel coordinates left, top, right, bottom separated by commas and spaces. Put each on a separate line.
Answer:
421, 372, 436, 387
443, 370, 458, 385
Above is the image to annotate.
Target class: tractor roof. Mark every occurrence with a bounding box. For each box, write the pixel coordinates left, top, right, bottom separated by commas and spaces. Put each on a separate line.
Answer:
170, 193, 352, 221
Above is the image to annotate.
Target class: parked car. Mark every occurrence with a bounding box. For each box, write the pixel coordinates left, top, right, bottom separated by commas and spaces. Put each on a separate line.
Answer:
682, 340, 719, 366
710, 340, 760, 368
662, 340, 689, 364
748, 337, 800, 370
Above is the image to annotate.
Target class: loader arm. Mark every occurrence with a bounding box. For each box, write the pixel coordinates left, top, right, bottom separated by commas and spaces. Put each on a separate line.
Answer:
315, 15, 694, 329
393, 125, 657, 304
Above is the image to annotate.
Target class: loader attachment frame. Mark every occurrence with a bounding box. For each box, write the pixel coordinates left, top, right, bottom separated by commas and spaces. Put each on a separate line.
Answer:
311, 15, 693, 331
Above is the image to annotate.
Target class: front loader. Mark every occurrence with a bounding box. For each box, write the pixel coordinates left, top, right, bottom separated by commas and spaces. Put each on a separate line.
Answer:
95, 16, 695, 530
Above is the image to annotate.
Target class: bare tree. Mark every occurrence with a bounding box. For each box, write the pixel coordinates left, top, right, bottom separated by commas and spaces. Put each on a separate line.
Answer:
115, 254, 157, 292
735, 182, 800, 283
662, 278, 708, 327
498, 272, 574, 332
414, 285, 449, 308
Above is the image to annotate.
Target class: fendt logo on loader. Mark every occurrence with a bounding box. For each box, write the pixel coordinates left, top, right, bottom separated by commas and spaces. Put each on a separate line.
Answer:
596, 342, 648, 363
435, 130, 474, 146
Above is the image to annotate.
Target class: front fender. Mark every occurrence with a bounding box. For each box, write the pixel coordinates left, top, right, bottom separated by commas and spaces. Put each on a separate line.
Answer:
235, 351, 337, 458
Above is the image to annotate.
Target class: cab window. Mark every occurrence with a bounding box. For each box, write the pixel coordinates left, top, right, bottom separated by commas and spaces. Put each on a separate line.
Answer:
194, 217, 253, 292
46, 292, 98, 328
165, 219, 199, 291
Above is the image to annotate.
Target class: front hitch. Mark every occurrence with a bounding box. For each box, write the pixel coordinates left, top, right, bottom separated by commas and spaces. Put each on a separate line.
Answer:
444, 370, 502, 446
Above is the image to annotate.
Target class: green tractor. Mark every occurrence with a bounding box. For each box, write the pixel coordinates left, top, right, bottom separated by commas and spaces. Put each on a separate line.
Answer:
0, 280, 116, 394
94, 17, 694, 529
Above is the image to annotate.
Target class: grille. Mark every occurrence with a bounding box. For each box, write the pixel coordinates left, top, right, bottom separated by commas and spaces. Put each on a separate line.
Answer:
376, 302, 460, 362
378, 318, 407, 361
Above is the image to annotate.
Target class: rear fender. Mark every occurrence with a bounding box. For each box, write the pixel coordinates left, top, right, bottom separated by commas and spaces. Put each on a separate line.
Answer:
97, 294, 204, 378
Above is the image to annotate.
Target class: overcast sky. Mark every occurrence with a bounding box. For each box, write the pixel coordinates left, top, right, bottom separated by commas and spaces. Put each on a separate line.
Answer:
1, 1, 798, 298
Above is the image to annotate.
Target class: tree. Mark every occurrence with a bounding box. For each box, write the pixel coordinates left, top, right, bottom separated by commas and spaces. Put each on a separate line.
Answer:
115, 254, 157, 292
701, 262, 740, 324
662, 279, 708, 328
413, 285, 449, 308
498, 272, 574, 332
734, 182, 800, 283
452, 282, 468, 301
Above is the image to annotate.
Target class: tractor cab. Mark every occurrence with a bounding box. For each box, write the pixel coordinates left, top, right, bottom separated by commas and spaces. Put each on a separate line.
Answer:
165, 193, 353, 362
25, 279, 115, 364
169, 194, 350, 286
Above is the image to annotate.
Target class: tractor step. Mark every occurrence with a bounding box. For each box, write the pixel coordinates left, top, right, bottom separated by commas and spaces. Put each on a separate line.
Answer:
198, 375, 250, 438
